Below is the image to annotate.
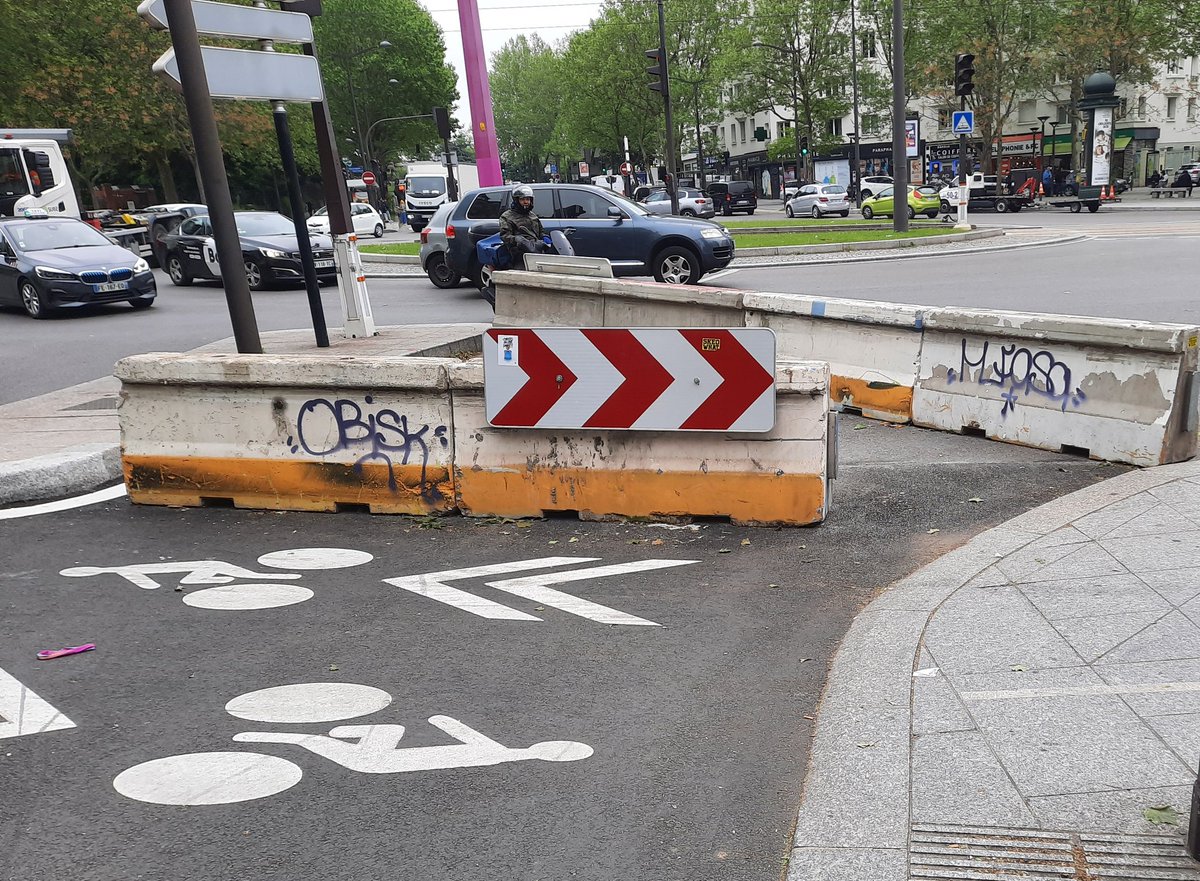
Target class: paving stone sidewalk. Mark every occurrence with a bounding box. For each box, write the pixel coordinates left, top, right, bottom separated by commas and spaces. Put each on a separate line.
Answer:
789, 459, 1200, 881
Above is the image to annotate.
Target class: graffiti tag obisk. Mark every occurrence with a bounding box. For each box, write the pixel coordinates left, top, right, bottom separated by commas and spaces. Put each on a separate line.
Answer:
284, 396, 449, 493
946, 339, 1087, 417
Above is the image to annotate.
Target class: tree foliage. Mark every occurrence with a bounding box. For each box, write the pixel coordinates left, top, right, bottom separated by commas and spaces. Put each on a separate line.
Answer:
490, 36, 564, 181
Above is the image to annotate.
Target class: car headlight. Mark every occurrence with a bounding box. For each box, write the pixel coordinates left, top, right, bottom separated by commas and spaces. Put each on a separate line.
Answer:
260, 248, 288, 259
134, 257, 150, 273
35, 265, 76, 280
700, 227, 727, 240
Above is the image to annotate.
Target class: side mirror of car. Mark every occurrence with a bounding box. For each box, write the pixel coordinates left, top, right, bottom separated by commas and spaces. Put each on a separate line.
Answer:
607, 205, 624, 220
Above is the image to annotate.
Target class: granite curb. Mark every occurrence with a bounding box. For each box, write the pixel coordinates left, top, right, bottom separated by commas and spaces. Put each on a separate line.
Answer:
785, 458, 1200, 881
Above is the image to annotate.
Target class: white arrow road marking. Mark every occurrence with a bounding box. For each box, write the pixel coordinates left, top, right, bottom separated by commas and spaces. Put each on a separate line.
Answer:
629, 329, 723, 429
535, 329, 625, 428
0, 666, 75, 740
0, 483, 126, 521
486, 559, 700, 626
383, 557, 600, 621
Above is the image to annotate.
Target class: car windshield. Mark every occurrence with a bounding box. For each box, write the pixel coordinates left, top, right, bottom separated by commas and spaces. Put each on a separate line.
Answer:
311, 207, 328, 217
9, 220, 113, 251
0, 149, 31, 199
235, 213, 296, 236
408, 176, 446, 195
822, 186, 847, 194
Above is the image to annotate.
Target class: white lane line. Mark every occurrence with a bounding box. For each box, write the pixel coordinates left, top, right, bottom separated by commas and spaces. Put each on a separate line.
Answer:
0, 483, 127, 521
962, 681, 1200, 701
486, 559, 699, 626
703, 268, 742, 283
0, 666, 76, 740
384, 557, 600, 621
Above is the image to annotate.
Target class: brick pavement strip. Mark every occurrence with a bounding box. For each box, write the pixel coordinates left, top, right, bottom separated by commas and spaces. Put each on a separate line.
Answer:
787, 460, 1200, 881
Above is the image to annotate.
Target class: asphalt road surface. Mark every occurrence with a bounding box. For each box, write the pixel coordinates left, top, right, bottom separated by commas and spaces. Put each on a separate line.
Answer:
0, 421, 1121, 881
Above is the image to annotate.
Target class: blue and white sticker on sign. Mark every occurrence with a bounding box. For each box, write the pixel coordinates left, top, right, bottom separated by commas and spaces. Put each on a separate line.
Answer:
952, 111, 974, 135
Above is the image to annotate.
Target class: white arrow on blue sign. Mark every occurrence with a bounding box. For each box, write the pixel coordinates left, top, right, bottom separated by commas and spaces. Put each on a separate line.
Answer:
154, 45, 325, 102
138, 0, 314, 43
952, 110, 974, 135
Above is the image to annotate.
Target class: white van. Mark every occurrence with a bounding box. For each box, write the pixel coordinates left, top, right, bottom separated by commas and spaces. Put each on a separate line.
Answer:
0, 129, 80, 218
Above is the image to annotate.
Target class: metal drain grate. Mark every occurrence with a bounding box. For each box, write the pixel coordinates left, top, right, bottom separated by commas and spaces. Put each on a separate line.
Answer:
910, 823, 1200, 880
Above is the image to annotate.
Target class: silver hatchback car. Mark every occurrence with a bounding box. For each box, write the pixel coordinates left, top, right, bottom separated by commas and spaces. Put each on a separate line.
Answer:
640, 188, 717, 218
786, 184, 851, 218
419, 201, 461, 288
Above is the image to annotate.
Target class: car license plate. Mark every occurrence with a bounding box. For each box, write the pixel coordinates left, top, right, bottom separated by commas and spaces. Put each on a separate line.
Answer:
94, 281, 128, 293
315, 260, 334, 269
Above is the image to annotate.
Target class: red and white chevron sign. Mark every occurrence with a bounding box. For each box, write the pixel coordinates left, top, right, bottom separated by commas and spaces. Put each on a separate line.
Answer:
483, 328, 777, 431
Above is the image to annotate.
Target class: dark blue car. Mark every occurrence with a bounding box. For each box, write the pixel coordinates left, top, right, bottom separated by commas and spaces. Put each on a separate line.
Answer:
444, 184, 735, 295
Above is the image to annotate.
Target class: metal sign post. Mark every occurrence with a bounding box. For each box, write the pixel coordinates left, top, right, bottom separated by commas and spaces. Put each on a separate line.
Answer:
156, 0, 261, 354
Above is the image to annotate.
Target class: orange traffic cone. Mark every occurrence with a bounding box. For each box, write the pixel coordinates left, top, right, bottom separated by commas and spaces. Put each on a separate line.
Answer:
1038, 181, 1045, 198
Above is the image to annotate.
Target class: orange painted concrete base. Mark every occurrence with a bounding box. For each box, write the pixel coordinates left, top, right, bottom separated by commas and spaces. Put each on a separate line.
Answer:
830, 375, 913, 423
456, 466, 826, 526
123, 456, 454, 515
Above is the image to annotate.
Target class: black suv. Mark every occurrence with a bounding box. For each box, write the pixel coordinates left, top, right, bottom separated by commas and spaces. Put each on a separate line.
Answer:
706, 180, 757, 216
443, 184, 735, 291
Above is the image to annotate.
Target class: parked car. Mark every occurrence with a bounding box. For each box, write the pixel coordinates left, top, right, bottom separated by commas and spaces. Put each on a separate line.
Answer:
0, 213, 155, 318
127, 202, 207, 268
163, 211, 336, 291
632, 184, 666, 202
641, 188, 716, 218
786, 184, 851, 218
860, 185, 940, 219
705, 180, 757, 216
781, 180, 816, 201
307, 202, 385, 238
856, 175, 894, 200
420, 201, 461, 289
443, 184, 735, 293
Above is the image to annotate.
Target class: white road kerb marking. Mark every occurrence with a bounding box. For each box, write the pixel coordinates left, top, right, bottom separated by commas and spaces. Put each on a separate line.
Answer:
962, 681, 1200, 701
0, 666, 75, 740
386, 557, 699, 625
0, 483, 126, 521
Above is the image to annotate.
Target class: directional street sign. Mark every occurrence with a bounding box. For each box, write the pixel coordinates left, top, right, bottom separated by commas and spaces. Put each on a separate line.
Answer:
153, 45, 325, 102
952, 110, 975, 135
484, 328, 776, 432
138, 0, 314, 43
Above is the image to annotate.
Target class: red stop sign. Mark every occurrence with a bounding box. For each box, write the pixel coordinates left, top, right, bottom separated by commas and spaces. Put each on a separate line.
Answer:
361, 171, 377, 186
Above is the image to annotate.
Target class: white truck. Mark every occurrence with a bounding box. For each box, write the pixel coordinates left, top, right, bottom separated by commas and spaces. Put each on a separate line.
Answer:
403, 160, 478, 231
938, 172, 1033, 214
0, 128, 150, 253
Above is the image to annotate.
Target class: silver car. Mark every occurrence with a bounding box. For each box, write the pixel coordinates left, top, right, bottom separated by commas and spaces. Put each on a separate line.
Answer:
786, 184, 851, 218
640, 188, 716, 218
419, 201, 461, 288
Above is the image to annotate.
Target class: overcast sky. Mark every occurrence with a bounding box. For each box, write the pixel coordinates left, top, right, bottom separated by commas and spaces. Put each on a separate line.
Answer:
421, 0, 602, 122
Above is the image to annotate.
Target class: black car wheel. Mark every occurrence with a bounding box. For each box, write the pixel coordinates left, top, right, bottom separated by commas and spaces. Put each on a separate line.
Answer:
167, 254, 193, 286
19, 279, 52, 319
745, 209, 755, 215
130, 298, 154, 310
907, 205, 916, 219
811, 205, 822, 218
996, 199, 1010, 213
861, 205, 874, 219
244, 258, 266, 291
427, 252, 461, 289
940, 200, 952, 213
785, 204, 794, 218
373, 224, 384, 238
653, 246, 700, 285
479, 264, 496, 307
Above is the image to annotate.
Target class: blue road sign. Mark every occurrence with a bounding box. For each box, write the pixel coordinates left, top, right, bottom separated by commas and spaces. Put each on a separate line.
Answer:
952, 111, 974, 135
349, 166, 363, 174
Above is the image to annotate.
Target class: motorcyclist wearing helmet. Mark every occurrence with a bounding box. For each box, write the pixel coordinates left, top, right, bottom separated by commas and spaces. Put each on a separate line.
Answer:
498, 184, 547, 262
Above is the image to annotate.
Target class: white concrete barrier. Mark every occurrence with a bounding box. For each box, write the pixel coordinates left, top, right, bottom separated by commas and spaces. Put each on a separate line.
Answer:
744, 293, 923, 422
449, 359, 831, 526
915, 309, 1200, 466
494, 271, 1200, 466
116, 353, 456, 513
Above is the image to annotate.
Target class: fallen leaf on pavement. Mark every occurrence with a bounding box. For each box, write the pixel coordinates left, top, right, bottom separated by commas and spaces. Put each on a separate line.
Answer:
568, 536, 580, 543
717, 548, 732, 554
856, 741, 876, 749
651, 538, 665, 546
328, 665, 339, 672
740, 539, 751, 546
1010, 664, 1026, 672
1144, 805, 1181, 826
927, 528, 940, 534
968, 497, 983, 503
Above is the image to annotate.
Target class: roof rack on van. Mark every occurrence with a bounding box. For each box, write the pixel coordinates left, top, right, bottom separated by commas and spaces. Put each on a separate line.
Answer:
0, 129, 73, 144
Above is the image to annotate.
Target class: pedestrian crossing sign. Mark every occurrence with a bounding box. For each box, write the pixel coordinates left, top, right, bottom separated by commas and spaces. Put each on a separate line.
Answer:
952, 111, 974, 135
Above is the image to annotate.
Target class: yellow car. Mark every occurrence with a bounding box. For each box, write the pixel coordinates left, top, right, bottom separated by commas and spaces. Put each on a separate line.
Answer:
860, 185, 941, 219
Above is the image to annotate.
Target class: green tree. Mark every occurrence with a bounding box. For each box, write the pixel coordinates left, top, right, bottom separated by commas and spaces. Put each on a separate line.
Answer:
490, 35, 565, 181
312, 0, 458, 172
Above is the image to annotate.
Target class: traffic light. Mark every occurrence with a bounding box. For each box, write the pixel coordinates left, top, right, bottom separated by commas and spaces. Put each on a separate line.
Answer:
800, 137, 809, 157
645, 47, 665, 94
955, 53, 976, 98
432, 107, 452, 140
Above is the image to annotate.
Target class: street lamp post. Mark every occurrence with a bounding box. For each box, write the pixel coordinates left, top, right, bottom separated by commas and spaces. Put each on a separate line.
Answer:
848, 0, 862, 205
1029, 127, 1039, 180
1037, 115, 1050, 173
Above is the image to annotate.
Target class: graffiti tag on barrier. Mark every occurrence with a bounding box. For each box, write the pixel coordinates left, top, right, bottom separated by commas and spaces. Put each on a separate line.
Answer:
285, 396, 449, 494
946, 339, 1086, 417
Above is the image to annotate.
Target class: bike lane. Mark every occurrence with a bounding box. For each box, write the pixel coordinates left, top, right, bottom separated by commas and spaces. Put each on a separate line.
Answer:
0, 424, 1122, 881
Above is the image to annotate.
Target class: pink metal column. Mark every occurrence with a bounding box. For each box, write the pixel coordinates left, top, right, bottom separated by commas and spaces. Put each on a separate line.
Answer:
457, 0, 503, 185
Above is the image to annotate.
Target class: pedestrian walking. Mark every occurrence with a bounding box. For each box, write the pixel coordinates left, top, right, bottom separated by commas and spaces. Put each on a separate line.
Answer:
1042, 166, 1053, 196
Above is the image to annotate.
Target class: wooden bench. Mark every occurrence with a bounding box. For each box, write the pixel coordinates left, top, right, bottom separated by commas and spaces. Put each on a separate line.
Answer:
1149, 187, 1193, 198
